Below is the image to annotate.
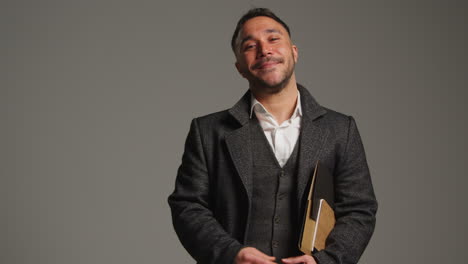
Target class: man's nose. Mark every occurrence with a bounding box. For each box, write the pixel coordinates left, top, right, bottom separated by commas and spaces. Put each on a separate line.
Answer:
257, 41, 272, 57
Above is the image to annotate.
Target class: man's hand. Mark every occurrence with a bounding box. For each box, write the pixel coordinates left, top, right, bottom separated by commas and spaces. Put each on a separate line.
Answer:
235, 247, 277, 264
282, 254, 317, 264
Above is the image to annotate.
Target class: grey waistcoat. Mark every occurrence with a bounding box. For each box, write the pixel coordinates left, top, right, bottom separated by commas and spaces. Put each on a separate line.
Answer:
244, 117, 303, 261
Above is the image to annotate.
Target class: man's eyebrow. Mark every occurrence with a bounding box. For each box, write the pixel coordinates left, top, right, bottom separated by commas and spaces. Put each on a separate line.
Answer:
265, 28, 283, 35
240, 35, 253, 47
239, 28, 284, 47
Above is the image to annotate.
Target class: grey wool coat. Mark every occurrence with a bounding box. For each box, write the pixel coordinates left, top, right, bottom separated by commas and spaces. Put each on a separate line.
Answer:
168, 84, 378, 264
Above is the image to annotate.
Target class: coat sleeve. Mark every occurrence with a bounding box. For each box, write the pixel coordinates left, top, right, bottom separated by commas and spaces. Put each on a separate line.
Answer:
313, 116, 378, 264
168, 118, 244, 264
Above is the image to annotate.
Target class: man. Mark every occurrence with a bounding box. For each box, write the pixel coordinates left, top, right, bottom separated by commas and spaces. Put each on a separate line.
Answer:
168, 8, 377, 264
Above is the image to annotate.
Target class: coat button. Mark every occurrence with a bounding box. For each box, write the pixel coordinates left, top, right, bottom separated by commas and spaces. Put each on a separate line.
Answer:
280, 170, 285, 177
272, 241, 279, 248
274, 217, 280, 224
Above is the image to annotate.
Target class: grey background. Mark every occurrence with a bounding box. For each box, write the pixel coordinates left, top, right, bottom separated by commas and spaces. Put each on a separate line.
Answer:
3, 0, 467, 263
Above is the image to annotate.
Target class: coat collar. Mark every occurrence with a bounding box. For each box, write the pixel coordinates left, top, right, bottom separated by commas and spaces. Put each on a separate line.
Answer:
225, 84, 329, 214
228, 84, 326, 126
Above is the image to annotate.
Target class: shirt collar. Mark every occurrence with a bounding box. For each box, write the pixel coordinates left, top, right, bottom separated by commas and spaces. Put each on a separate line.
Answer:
250, 89, 302, 119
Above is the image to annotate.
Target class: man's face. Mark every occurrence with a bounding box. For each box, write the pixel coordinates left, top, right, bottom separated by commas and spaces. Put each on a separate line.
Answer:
235, 16, 298, 93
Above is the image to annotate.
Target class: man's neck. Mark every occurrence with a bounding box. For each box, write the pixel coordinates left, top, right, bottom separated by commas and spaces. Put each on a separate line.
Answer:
250, 78, 299, 125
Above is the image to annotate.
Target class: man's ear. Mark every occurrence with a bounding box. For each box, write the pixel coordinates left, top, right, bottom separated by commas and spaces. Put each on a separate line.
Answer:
292, 45, 298, 63
235, 61, 247, 78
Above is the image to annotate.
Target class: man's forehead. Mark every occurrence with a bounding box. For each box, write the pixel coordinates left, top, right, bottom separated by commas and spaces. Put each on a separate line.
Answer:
240, 16, 287, 36
241, 28, 283, 38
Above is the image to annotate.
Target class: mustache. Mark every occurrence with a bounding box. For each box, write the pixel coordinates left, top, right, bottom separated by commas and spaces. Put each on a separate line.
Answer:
252, 57, 283, 69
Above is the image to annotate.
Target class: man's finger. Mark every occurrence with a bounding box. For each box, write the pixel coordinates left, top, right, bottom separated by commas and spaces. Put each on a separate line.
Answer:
282, 254, 316, 264
236, 247, 276, 264
243, 253, 277, 264
250, 248, 276, 260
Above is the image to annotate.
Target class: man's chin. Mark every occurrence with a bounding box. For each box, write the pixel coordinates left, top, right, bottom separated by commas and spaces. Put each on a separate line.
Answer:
253, 78, 288, 93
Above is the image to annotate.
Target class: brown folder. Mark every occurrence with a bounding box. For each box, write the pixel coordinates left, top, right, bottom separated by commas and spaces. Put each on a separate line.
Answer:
299, 162, 336, 255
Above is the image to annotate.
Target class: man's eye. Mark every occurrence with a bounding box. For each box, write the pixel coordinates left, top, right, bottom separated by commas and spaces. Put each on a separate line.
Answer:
270, 37, 279, 41
244, 44, 255, 50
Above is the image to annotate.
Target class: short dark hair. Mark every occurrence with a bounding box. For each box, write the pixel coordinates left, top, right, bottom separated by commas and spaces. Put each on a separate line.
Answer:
231, 8, 291, 54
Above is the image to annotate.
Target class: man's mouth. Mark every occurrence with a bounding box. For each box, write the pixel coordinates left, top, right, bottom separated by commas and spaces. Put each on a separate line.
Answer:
253, 58, 283, 70
258, 62, 278, 69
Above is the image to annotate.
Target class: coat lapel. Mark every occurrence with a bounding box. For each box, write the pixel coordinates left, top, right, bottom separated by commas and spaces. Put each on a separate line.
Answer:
295, 85, 329, 213
226, 90, 254, 201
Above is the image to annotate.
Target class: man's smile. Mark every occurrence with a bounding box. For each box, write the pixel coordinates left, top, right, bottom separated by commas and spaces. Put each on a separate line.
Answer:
257, 61, 279, 69
253, 57, 283, 70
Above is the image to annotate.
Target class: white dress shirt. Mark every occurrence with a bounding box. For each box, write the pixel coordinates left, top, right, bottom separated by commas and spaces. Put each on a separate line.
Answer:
250, 90, 302, 167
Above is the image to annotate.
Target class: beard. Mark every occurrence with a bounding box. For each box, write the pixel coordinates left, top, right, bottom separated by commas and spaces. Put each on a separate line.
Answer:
247, 55, 296, 94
